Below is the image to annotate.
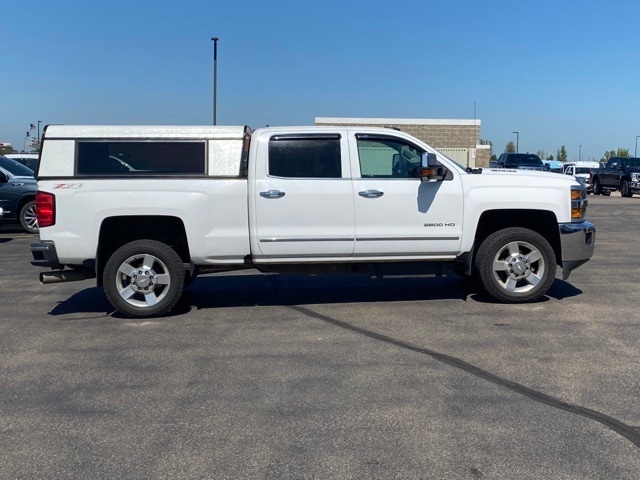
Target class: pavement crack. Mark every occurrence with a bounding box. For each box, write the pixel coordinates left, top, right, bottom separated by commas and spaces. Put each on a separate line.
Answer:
289, 305, 640, 449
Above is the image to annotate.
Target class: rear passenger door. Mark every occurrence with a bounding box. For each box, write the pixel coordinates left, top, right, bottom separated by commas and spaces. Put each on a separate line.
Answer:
250, 131, 355, 259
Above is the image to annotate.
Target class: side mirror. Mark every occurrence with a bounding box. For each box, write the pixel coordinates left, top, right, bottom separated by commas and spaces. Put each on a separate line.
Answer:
0, 171, 8, 183
420, 153, 447, 182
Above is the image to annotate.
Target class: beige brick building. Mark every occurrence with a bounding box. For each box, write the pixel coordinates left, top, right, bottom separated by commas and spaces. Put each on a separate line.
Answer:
315, 117, 490, 168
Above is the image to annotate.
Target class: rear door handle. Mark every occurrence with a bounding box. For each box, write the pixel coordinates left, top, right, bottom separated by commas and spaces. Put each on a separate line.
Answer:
260, 190, 285, 199
358, 189, 384, 198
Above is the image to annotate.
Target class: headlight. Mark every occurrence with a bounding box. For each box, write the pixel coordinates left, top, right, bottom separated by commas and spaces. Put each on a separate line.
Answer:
632, 172, 640, 182
571, 185, 587, 222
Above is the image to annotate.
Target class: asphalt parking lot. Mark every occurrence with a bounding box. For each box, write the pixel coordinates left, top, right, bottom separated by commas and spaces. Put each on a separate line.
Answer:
1, 194, 639, 479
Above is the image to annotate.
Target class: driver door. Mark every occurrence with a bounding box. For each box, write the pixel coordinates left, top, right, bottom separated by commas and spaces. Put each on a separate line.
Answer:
349, 133, 463, 258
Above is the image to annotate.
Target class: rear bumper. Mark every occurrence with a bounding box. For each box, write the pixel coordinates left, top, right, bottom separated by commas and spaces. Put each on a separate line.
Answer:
31, 240, 96, 284
559, 221, 596, 280
30, 240, 62, 268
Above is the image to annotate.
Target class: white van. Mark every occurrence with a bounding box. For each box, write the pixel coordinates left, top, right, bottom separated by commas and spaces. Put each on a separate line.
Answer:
563, 162, 601, 193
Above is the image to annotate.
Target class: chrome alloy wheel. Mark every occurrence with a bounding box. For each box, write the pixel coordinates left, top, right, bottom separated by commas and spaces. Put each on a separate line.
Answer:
115, 254, 172, 307
21, 201, 39, 233
491, 240, 546, 293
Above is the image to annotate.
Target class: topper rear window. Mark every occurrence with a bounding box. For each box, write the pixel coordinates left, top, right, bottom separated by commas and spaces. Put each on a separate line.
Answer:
76, 141, 206, 175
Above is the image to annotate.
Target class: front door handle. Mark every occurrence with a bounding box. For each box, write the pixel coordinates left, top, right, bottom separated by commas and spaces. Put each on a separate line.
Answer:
358, 189, 384, 198
260, 190, 286, 199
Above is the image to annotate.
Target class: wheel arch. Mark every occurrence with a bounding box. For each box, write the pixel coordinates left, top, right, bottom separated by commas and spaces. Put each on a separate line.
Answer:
473, 209, 561, 266
96, 215, 190, 287
17, 194, 36, 214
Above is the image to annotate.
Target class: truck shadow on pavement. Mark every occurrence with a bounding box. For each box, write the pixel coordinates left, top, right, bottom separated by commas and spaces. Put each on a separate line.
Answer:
48, 273, 583, 318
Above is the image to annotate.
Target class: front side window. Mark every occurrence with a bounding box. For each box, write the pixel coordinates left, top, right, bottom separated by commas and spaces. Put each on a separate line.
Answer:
268, 136, 342, 178
357, 137, 422, 178
77, 142, 206, 175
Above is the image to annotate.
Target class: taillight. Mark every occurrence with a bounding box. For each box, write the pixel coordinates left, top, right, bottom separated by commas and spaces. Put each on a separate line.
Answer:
36, 191, 55, 227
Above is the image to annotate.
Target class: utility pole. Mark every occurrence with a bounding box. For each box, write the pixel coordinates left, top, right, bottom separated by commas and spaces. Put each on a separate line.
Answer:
211, 37, 219, 125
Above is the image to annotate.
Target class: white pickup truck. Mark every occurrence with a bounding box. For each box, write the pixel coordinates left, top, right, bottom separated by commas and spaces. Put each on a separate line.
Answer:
30, 125, 595, 318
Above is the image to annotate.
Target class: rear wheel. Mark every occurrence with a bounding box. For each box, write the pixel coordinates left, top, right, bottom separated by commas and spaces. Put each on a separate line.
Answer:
475, 228, 556, 303
103, 239, 185, 318
20, 200, 38, 234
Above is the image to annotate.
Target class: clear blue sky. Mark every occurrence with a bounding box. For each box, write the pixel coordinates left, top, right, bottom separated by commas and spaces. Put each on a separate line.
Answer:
2, 0, 640, 160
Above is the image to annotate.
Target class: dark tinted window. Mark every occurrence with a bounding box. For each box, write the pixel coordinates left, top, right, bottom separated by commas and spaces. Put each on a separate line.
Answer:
77, 142, 206, 175
510, 154, 543, 166
624, 157, 640, 168
268, 137, 341, 178
0, 156, 35, 176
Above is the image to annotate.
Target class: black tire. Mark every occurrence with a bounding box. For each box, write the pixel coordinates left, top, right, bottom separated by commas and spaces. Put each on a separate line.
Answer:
592, 178, 602, 195
103, 239, 185, 318
475, 227, 556, 303
621, 180, 633, 197
19, 200, 39, 234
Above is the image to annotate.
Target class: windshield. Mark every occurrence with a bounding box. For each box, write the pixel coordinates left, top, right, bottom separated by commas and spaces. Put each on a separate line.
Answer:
512, 155, 543, 165
0, 156, 35, 176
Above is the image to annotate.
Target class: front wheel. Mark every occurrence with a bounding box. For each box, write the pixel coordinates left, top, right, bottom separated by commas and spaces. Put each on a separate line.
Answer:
475, 228, 556, 303
621, 180, 633, 197
592, 178, 602, 195
103, 239, 185, 318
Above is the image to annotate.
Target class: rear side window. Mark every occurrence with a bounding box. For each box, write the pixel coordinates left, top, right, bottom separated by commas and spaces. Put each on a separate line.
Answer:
268, 136, 341, 178
77, 142, 206, 175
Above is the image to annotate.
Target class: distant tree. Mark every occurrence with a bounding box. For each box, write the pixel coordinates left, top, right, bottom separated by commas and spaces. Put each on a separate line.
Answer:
489, 154, 497, 162
616, 148, 629, 157
0, 144, 16, 155
557, 146, 568, 161
601, 150, 615, 162
480, 139, 493, 155
536, 149, 546, 160
547, 155, 554, 160
601, 149, 628, 162
505, 141, 516, 153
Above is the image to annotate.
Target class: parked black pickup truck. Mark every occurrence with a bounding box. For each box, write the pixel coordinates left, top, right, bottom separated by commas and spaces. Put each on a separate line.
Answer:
591, 156, 640, 197
492, 153, 548, 171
